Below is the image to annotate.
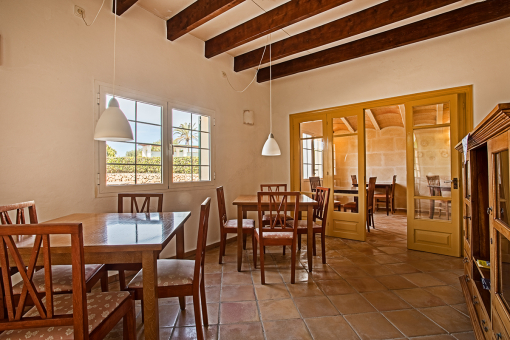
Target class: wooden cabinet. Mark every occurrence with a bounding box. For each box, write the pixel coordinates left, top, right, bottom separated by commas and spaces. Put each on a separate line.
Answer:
457, 103, 510, 340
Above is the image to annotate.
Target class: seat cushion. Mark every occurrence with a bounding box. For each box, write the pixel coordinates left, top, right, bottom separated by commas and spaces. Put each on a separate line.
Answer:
286, 220, 322, 230
255, 228, 293, 239
225, 219, 255, 229
0, 291, 130, 340
262, 214, 293, 222
374, 194, 388, 198
12, 264, 104, 294
343, 202, 357, 208
127, 259, 195, 289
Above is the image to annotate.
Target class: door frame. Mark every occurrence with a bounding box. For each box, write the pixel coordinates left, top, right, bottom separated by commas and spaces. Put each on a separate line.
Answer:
290, 86, 473, 251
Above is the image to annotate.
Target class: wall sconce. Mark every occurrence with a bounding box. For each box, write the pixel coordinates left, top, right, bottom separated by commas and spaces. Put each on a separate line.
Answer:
243, 110, 254, 125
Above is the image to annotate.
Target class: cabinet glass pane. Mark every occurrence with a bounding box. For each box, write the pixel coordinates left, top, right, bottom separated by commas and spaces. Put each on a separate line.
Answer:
499, 232, 510, 311
495, 151, 510, 226
464, 204, 470, 243
465, 161, 471, 200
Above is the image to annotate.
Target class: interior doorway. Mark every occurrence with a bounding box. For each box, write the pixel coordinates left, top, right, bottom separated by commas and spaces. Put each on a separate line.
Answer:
290, 86, 472, 257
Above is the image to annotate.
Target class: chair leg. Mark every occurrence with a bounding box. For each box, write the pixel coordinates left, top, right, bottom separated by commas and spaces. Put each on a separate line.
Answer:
260, 240, 265, 285
222, 234, 227, 256
119, 270, 126, 291
101, 272, 109, 292
219, 232, 225, 264
123, 299, 136, 340
291, 240, 296, 284
141, 300, 144, 323
192, 288, 204, 340
313, 236, 317, 256
179, 296, 186, 310
283, 245, 286, 256
200, 273, 208, 326
298, 234, 301, 250
253, 235, 258, 269
321, 232, 326, 264
243, 233, 247, 250
372, 210, 375, 229
263, 246, 266, 254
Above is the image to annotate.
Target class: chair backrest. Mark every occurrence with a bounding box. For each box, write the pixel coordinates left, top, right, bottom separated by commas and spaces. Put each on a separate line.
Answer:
0, 223, 88, 338
309, 177, 322, 192
216, 187, 228, 229
118, 193, 163, 213
257, 192, 300, 234
260, 184, 287, 192
426, 175, 441, 196
0, 201, 38, 225
313, 187, 331, 231
193, 198, 212, 282
367, 177, 377, 210
351, 175, 358, 186
391, 175, 397, 197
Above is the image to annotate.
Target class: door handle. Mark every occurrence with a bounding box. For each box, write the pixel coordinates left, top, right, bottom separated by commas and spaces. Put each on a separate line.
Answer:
488, 207, 493, 215
444, 178, 458, 189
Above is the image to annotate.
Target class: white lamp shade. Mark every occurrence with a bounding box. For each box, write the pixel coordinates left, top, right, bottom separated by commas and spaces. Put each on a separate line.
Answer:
94, 97, 134, 141
262, 133, 281, 156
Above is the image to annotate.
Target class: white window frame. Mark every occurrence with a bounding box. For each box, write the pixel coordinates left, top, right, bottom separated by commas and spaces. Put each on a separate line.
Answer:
94, 82, 215, 197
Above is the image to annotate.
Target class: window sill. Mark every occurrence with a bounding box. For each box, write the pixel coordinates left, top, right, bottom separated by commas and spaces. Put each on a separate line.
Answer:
95, 181, 216, 198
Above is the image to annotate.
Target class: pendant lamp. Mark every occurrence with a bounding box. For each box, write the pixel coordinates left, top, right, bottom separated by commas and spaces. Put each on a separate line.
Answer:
94, 0, 133, 141
262, 34, 281, 156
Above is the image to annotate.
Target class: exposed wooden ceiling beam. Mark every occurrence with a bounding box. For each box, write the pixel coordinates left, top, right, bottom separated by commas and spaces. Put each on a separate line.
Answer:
257, 0, 510, 82
205, 0, 352, 58
113, 0, 138, 16
341, 117, 355, 133
365, 110, 380, 131
234, 0, 459, 72
167, 0, 246, 41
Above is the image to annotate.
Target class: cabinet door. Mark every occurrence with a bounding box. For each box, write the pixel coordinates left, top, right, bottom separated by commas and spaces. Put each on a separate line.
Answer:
463, 152, 472, 254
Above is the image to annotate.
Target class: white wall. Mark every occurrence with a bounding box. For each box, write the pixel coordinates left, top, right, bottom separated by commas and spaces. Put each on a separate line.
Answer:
0, 0, 277, 257
272, 18, 510, 184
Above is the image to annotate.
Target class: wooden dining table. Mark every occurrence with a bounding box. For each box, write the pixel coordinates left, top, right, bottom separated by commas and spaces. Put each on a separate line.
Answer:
9, 212, 190, 340
233, 194, 318, 272
335, 182, 393, 215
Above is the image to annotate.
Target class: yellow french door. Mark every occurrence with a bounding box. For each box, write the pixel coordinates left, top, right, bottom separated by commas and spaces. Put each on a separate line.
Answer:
405, 94, 462, 256
324, 109, 367, 241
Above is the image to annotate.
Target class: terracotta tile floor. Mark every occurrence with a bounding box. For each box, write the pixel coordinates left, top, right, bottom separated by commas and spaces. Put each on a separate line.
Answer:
104, 212, 473, 340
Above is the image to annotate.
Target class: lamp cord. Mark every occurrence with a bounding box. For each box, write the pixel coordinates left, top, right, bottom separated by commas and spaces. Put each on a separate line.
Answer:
224, 35, 269, 93
113, 0, 117, 97
80, 0, 106, 26
269, 33, 272, 134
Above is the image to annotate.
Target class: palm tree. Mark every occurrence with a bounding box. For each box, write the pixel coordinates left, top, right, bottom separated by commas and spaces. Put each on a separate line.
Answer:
173, 123, 198, 145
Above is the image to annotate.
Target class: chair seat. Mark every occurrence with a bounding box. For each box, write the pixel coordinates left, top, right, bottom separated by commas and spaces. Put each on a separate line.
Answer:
127, 259, 195, 289
262, 214, 293, 222
255, 228, 293, 239
286, 220, 322, 230
343, 202, 357, 208
374, 193, 388, 198
0, 291, 131, 340
224, 219, 255, 229
12, 264, 104, 294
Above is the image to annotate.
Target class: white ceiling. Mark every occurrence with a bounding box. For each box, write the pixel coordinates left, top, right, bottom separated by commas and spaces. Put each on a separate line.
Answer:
137, 0, 481, 70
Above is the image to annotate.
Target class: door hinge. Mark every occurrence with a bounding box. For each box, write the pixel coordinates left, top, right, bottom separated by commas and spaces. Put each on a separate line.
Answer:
96, 173, 100, 185
213, 118, 216, 126
214, 172, 216, 180
96, 93, 100, 105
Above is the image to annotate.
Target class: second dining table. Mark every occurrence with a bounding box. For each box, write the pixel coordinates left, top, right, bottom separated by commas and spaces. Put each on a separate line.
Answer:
233, 194, 318, 272
10, 211, 191, 340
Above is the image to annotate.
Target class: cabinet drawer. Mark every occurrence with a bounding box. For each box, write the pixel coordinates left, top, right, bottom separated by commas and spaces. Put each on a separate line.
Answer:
493, 309, 509, 340
471, 285, 491, 339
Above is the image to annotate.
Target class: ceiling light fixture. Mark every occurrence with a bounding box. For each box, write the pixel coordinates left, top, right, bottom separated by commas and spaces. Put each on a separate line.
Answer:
262, 34, 281, 156
94, 0, 133, 141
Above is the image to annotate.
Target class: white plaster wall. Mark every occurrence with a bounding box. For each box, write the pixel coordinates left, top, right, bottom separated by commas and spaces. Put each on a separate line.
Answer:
272, 18, 510, 184
0, 0, 277, 257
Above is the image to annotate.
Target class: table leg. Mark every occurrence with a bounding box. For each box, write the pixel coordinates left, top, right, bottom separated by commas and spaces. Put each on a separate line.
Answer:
142, 250, 159, 340
386, 186, 390, 216
307, 205, 314, 272
237, 205, 243, 272
176, 226, 185, 307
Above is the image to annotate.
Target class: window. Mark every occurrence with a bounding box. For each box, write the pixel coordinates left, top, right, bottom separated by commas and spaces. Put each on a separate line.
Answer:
96, 84, 214, 195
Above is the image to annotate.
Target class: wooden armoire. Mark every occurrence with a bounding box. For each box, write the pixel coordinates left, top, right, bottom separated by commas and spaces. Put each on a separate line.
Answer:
457, 103, 510, 340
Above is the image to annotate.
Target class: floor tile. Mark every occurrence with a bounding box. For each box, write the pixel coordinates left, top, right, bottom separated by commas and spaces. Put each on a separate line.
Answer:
425, 286, 466, 305
329, 293, 377, 314
287, 281, 324, 297
305, 316, 359, 340
252, 269, 284, 285
376, 275, 418, 290
361, 291, 412, 311
428, 271, 464, 285
258, 298, 300, 320
372, 254, 404, 264
263, 319, 313, 340
383, 309, 446, 337
411, 336, 457, 340
377, 247, 408, 254
451, 303, 469, 316
220, 285, 256, 302
175, 303, 219, 327
170, 326, 218, 340
222, 272, 253, 285
316, 279, 356, 295
344, 312, 404, 340
159, 304, 181, 327
401, 273, 448, 287
294, 296, 339, 318
254, 284, 291, 300
204, 273, 221, 287
345, 277, 387, 292
420, 306, 472, 333
385, 263, 422, 274
358, 264, 395, 276
394, 288, 447, 308
219, 301, 259, 324
310, 267, 342, 280
219, 323, 264, 340
452, 332, 476, 340
330, 265, 370, 278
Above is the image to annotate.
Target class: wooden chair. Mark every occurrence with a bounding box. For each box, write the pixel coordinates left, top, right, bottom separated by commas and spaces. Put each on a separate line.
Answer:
217, 186, 255, 264
0, 201, 108, 304
366, 177, 377, 232
426, 175, 450, 219
374, 175, 397, 214
351, 175, 358, 186
128, 198, 211, 340
0, 223, 135, 340
253, 192, 300, 284
111, 193, 163, 290
290, 187, 330, 264
343, 175, 359, 212
309, 177, 321, 193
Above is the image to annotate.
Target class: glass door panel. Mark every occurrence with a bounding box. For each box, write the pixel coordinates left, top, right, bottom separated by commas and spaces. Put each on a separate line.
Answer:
495, 150, 510, 226
405, 95, 461, 256
300, 120, 324, 192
